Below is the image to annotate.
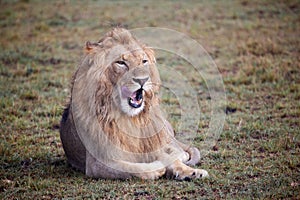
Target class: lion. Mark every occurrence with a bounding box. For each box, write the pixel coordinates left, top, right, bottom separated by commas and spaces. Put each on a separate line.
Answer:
60, 28, 208, 180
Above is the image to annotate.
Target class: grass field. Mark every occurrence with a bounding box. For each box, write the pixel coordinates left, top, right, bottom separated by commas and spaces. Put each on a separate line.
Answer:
0, 0, 299, 199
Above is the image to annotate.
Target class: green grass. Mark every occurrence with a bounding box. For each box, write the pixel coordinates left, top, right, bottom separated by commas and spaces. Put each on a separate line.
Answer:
0, 0, 299, 199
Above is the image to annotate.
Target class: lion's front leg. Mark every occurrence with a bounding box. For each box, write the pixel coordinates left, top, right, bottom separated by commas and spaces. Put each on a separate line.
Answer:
86, 151, 166, 180
166, 160, 209, 181
117, 160, 166, 180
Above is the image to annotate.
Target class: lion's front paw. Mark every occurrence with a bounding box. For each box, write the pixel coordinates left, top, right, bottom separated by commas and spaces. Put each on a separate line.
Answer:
174, 169, 209, 181
191, 169, 209, 179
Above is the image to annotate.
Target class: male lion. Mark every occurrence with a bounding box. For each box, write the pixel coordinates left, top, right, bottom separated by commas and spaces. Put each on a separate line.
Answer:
60, 28, 208, 180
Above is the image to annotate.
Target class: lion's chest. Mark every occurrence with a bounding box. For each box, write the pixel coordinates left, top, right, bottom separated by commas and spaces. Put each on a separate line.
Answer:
107, 114, 172, 155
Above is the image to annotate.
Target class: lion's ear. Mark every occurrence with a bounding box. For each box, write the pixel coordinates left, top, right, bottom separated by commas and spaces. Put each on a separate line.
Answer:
85, 41, 101, 52
144, 47, 156, 64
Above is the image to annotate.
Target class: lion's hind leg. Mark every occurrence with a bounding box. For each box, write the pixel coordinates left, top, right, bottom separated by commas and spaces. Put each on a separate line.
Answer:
176, 141, 201, 166
166, 160, 208, 181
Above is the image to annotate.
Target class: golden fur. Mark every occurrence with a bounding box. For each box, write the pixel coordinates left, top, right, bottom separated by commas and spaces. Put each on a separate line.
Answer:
60, 28, 208, 180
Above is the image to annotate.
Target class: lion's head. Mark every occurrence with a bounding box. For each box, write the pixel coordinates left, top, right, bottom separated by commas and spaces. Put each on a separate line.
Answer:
82, 28, 161, 118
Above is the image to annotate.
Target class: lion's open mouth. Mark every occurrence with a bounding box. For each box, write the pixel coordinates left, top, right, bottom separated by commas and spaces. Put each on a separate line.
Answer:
128, 88, 144, 108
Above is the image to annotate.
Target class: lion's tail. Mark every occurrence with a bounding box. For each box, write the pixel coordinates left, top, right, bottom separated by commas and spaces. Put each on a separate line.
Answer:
177, 141, 201, 166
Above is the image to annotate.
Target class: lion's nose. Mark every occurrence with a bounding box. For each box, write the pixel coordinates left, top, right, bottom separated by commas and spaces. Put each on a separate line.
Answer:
133, 77, 149, 86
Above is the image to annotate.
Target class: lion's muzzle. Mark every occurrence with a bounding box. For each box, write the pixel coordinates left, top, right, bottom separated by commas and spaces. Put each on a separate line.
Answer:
120, 74, 150, 109
121, 86, 144, 108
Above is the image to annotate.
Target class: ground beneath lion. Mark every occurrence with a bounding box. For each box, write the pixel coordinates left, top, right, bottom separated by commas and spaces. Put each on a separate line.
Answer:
0, 0, 299, 199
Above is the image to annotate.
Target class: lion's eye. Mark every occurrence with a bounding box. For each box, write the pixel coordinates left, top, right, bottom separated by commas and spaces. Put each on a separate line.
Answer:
142, 60, 148, 65
115, 61, 128, 68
